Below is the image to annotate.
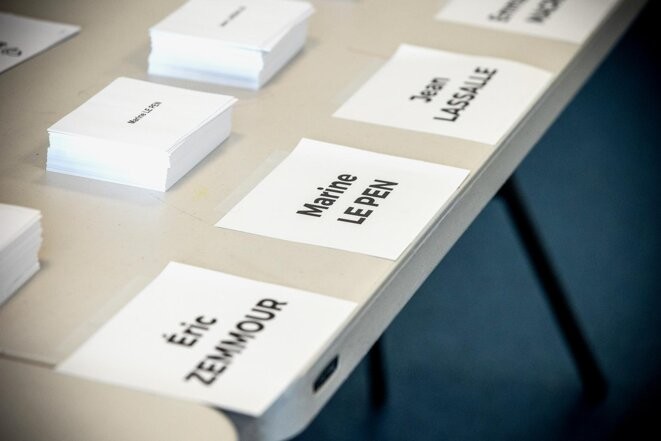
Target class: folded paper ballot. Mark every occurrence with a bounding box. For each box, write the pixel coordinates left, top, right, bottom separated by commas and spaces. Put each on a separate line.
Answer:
47, 77, 237, 191
0, 204, 42, 305
148, 0, 314, 89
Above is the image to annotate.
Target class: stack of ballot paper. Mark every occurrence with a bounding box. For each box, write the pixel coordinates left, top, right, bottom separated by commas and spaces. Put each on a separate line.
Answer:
148, 0, 314, 89
0, 204, 42, 305
47, 77, 237, 191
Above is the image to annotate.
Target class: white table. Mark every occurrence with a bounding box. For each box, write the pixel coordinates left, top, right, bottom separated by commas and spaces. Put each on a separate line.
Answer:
0, 0, 646, 439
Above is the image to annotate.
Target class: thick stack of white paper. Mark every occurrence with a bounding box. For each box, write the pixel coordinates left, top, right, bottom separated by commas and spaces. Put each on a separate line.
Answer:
47, 77, 237, 191
148, 0, 314, 89
0, 204, 42, 305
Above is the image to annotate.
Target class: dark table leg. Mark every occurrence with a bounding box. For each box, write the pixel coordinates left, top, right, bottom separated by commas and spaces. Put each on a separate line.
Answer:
367, 337, 388, 408
497, 176, 608, 402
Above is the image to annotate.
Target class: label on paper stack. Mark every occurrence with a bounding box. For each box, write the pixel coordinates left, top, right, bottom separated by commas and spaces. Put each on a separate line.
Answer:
47, 77, 237, 191
58, 262, 357, 416
0, 204, 42, 305
148, 0, 315, 89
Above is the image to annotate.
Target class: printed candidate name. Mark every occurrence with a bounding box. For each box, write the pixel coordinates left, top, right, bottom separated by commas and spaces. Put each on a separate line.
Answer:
296, 174, 398, 225
163, 298, 287, 386
0, 41, 22, 57
410, 77, 449, 103
220, 5, 246, 27
488, 0, 566, 24
410, 67, 497, 123
127, 101, 162, 124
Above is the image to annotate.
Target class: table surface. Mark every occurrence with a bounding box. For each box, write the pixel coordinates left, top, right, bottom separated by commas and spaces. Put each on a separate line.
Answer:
0, 0, 645, 440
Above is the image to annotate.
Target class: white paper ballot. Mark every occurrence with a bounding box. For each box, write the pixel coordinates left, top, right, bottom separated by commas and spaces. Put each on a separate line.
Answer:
149, 0, 314, 89
58, 262, 356, 416
435, 0, 618, 44
334, 44, 552, 146
216, 138, 470, 260
0, 12, 79, 74
0, 203, 42, 305
47, 77, 237, 191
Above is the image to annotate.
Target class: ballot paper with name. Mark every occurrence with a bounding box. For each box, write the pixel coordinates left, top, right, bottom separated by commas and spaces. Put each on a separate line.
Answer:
47, 77, 237, 191
216, 138, 470, 260
58, 262, 356, 416
0, 12, 79, 74
0, 203, 42, 305
435, 0, 618, 44
334, 44, 552, 146
149, 0, 314, 89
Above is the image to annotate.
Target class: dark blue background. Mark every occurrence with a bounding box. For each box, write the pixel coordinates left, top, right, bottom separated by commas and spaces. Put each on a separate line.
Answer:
296, 2, 661, 440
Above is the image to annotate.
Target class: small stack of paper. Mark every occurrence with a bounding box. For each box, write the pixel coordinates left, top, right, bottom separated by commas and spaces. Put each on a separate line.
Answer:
148, 0, 314, 89
47, 77, 237, 191
0, 204, 42, 305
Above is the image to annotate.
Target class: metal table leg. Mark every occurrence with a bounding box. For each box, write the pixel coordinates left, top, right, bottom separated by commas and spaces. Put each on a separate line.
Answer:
497, 176, 608, 402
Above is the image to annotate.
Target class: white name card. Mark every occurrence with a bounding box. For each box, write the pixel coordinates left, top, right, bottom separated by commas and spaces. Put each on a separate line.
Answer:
0, 12, 79, 74
216, 138, 469, 260
334, 44, 552, 145
58, 262, 356, 416
436, 0, 618, 44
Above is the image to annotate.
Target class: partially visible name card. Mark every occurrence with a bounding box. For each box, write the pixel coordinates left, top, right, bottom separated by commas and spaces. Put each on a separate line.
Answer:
0, 12, 79, 74
334, 44, 552, 145
58, 262, 356, 416
216, 138, 470, 260
436, 0, 618, 44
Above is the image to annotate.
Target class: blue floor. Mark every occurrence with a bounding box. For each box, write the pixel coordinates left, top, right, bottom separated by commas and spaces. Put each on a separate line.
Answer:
295, 4, 661, 440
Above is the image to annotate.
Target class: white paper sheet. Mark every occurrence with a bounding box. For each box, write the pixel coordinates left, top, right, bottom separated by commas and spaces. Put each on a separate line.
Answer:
0, 12, 79, 74
334, 44, 552, 146
216, 138, 470, 260
435, 0, 618, 44
58, 262, 357, 416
